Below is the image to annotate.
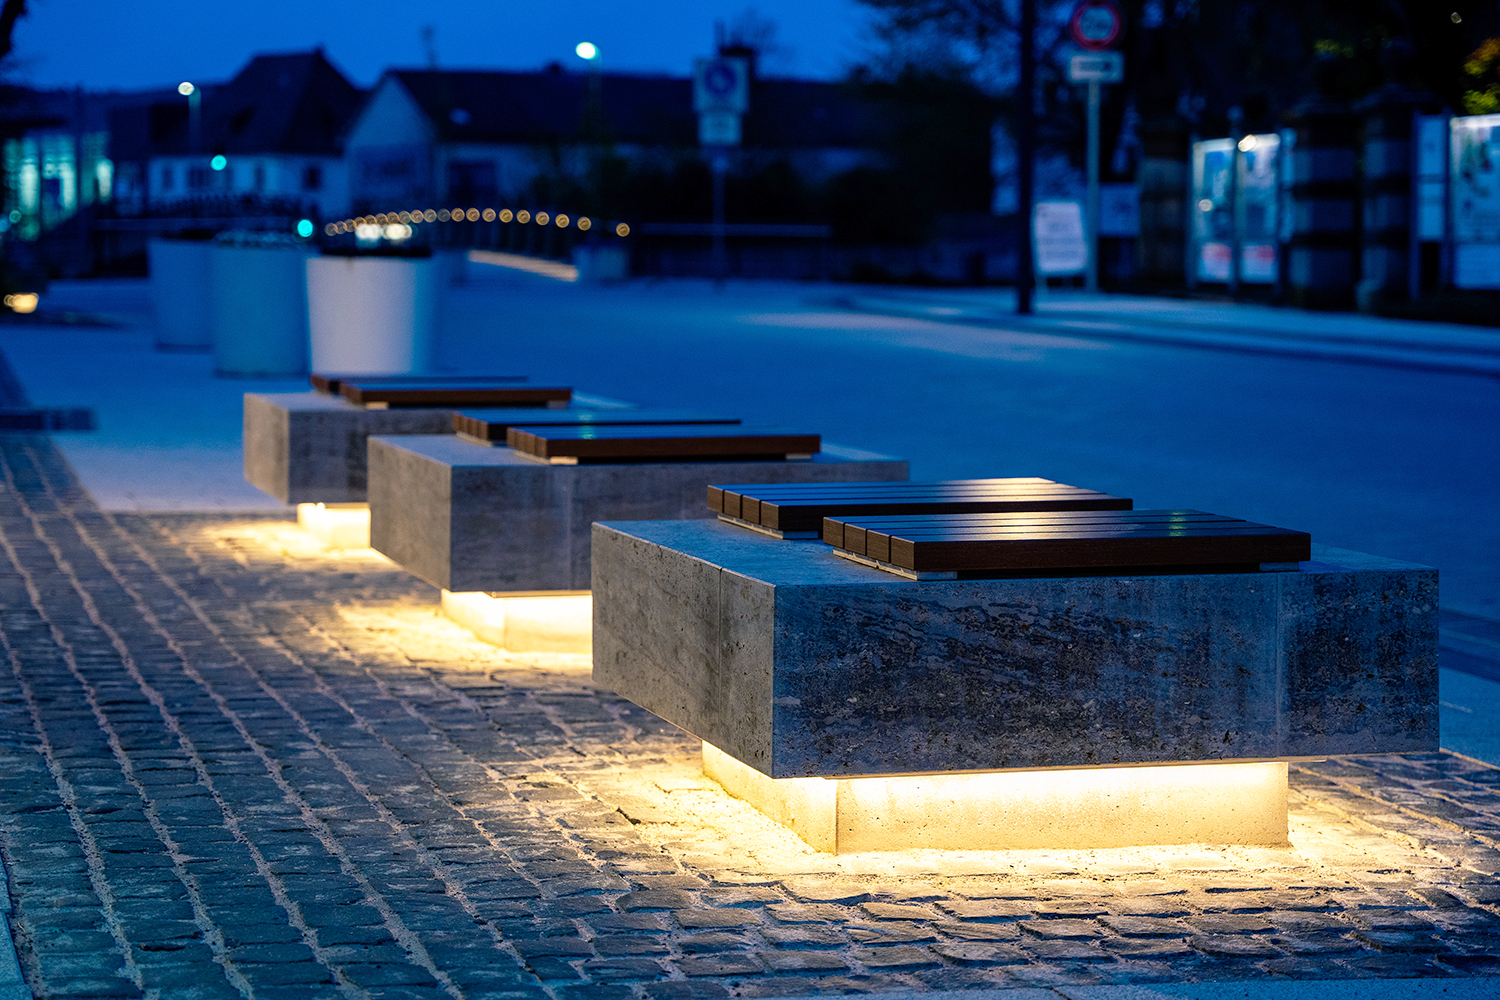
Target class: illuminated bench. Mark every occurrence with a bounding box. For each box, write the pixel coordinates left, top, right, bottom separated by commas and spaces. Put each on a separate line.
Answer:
366, 426, 908, 651
243, 375, 570, 506
591, 490, 1437, 852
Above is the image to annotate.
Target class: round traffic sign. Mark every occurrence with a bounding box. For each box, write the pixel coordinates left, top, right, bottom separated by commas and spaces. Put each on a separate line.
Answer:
704, 62, 738, 96
1069, 0, 1122, 51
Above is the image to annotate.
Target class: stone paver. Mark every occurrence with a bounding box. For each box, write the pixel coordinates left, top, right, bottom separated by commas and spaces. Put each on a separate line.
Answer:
0, 427, 1497, 998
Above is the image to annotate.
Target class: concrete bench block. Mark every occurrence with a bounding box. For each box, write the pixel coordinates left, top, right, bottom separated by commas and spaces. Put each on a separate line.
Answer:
367, 435, 908, 593
591, 519, 1438, 779
244, 391, 456, 504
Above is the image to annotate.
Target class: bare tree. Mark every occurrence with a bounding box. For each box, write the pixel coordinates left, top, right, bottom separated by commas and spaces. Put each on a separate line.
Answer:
0, 0, 28, 63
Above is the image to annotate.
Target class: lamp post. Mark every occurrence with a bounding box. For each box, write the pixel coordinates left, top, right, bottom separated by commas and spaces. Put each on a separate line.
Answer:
1016, 0, 1036, 314
178, 81, 200, 155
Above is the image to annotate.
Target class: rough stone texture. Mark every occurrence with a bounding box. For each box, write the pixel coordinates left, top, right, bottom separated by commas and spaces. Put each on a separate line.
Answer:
2, 427, 1500, 998
243, 392, 457, 504
368, 435, 908, 593
591, 519, 1438, 778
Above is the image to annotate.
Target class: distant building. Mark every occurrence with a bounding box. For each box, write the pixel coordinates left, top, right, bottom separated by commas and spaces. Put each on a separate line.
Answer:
115, 50, 364, 218
1, 85, 120, 242
342, 66, 880, 213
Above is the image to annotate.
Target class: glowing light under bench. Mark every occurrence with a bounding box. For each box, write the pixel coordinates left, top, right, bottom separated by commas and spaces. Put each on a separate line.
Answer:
441, 590, 591, 654
703, 743, 1290, 854
296, 502, 371, 549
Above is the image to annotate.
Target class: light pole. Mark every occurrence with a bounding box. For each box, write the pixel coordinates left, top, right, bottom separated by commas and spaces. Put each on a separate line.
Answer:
178, 81, 200, 155
1017, 0, 1036, 314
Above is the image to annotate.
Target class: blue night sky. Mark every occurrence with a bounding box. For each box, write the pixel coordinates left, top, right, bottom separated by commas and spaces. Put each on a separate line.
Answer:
13, 0, 877, 91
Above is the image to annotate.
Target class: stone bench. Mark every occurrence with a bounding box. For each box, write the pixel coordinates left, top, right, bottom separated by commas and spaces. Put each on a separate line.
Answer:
367, 432, 909, 594
590, 489, 1437, 852
242, 378, 580, 505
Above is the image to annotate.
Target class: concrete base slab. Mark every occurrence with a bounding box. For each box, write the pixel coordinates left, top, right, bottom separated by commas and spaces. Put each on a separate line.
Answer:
369, 435, 907, 592
593, 519, 1438, 778
296, 502, 371, 548
440, 590, 591, 654
244, 391, 457, 504
704, 743, 1289, 852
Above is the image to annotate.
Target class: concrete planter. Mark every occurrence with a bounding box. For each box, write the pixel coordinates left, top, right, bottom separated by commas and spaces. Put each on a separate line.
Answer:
148, 238, 213, 350
307, 254, 436, 375
210, 241, 313, 378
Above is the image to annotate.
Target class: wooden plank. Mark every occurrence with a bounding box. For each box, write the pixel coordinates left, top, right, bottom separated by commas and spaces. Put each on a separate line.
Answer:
708, 478, 1131, 533
507, 424, 821, 462
822, 509, 1310, 572
340, 382, 572, 407
453, 408, 740, 442
312, 373, 525, 394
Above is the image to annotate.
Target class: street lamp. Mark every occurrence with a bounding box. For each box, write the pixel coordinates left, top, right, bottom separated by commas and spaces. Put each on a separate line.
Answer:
179, 81, 200, 154
575, 41, 599, 62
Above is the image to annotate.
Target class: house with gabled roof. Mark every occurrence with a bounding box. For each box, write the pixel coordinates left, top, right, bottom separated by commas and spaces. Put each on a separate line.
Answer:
135, 49, 364, 218
341, 65, 881, 213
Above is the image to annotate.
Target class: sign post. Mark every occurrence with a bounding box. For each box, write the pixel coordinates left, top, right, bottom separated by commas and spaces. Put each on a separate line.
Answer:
1067, 1, 1123, 293
693, 57, 750, 282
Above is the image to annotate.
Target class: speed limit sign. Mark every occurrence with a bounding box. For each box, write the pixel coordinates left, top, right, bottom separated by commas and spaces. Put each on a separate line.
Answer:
1069, 0, 1122, 51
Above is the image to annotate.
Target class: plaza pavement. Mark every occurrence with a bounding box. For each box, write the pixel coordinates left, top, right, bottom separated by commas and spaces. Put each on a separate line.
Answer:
0, 277, 1498, 998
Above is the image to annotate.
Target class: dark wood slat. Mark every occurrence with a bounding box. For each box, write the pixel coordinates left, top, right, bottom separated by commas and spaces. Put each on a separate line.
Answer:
709, 478, 1131, 532
454, 409, 740, 442
312, 373, 526, 394
823, 509, 1310, 572
507, 424, 821, 462
340, 382, 572, 407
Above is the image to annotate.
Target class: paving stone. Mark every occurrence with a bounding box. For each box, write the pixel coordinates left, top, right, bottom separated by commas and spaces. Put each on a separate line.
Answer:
674, 907, 761, 929
1187, 914, 1275, 935
780, 881, 870, 905
618, 889, 695, 911
678, 953, 764, 976
1190, 935, 1283, 958
930, 942, 1030, 965
758, 925, 845, 948
933, 921, 1020, 941
1100, 916, 1188, 937
764, 903, 847, 924
640, 982, 731, 1000
936, 899, 1029, 921
759, 950, 851, 972
858, 902, 935, 921
679, 933, 751, 953
851, 944, 940, 968
1021, 918, 1105, 940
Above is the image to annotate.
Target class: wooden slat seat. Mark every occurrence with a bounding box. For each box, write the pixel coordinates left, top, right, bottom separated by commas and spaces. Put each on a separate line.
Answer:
338, 380, 571, 408
311, 373, 527, 394
823, 509, 1311, 574
708, 477, 1131, 533
454, 408, 741, 442
507, 424, 820, 463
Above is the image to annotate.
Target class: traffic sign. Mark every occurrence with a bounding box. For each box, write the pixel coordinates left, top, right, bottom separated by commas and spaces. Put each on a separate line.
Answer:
693, 57, 749, 114
698, 112, 742, 146
1069, 0, 1122, 51
1068, 52, 1124, 83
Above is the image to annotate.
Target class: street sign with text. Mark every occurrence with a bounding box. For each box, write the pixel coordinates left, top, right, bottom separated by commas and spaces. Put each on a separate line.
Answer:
1068, 52, 1124, 83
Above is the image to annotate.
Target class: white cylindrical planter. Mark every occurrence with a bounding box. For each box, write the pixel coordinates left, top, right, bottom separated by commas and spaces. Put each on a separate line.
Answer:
148, 237, 213, 350
210, 241, 313, 377
306, 253, 436, 375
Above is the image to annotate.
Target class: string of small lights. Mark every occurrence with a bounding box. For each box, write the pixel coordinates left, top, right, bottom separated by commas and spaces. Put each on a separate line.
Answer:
324, 208, 630, 239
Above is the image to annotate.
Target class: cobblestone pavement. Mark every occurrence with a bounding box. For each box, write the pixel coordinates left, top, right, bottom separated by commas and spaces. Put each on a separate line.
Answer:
1, 434, 1499, 1000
